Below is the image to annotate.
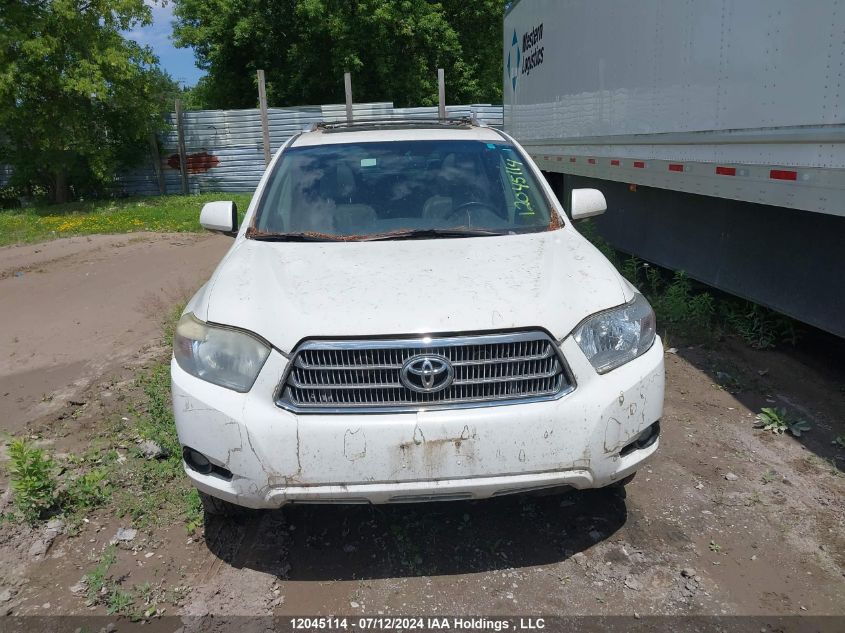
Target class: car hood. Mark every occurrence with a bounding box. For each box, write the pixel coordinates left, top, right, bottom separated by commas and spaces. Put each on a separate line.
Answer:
197, 229, 630, 353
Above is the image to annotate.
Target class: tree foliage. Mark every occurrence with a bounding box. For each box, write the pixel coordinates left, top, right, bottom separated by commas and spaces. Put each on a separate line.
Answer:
0, 0, 178, 203
173, 0, 506, 109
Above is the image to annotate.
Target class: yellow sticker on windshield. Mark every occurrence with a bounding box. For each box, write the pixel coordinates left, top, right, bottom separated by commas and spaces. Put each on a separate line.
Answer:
504, 158, 535, 216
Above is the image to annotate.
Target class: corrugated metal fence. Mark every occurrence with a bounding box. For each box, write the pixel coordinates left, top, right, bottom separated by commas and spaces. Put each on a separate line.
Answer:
117, 102, 504, 196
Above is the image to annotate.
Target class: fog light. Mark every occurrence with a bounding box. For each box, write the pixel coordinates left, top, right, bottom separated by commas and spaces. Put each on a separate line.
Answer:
619, 421, 660, 457
183, 446, 213, 474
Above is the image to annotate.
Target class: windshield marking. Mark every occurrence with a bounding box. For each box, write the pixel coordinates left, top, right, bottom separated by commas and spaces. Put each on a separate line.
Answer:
504, 158, 535, 216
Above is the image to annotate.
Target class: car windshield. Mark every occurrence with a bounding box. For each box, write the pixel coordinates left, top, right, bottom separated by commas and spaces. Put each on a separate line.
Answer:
250, 139, 557, 240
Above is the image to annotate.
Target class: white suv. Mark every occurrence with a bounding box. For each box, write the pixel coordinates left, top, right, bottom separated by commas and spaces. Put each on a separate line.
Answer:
171, 118, 664, 515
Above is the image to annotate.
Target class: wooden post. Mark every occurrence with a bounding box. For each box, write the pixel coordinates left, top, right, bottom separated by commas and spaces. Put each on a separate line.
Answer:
344, 72, 353, 123
438, 68, 446, 119
257, 69, 271, 166
175, 99, 188, 195
148, 131, 166, 195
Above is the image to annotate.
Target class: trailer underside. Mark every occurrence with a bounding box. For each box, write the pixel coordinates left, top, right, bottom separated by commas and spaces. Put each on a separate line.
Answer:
545, 172, 845, 339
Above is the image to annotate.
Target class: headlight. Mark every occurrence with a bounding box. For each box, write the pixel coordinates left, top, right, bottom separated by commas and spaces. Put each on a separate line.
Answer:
174, 313, 270, 392
573, 293, 656, 374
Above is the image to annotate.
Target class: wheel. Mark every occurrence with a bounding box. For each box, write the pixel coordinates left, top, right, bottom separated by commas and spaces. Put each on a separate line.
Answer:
199, 490, 247, 517
612, 472, 637, 488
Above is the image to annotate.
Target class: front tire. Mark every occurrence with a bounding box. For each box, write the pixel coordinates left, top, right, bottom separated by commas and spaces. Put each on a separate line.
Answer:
612, 472, 637, 488
199, 490, 247, 517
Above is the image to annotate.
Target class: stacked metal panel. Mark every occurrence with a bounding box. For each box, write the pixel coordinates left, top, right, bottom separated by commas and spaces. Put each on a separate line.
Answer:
115, 102, 504, 196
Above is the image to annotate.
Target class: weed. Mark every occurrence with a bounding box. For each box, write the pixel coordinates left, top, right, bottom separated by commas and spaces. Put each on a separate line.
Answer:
64, 468, 112, 511
754, 407, 811, 437
183, 488, 203, 535
106, 588, 135, 616
745, 492, 763, 506
708, 540, 722, 553
136, 364, 180, 459
114, 357, 202, 533
652, 272, 717, 339
760, 469, 778, 485
8, 439, 56, 523
84, 545, 117, 602
833, 435, 845, 449
723, 301, 799, 349
84, 546, 146, 620
620, 256, 644, 287
577, 222, 800, 347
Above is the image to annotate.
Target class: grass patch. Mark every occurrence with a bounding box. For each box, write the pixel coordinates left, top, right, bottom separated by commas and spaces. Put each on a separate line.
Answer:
84, 545, 118, 603
106, 359, 203, 533
0, 193, 252, 246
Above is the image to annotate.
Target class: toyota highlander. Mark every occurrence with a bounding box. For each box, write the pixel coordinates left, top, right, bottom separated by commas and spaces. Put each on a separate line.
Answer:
171, 117, 664, 515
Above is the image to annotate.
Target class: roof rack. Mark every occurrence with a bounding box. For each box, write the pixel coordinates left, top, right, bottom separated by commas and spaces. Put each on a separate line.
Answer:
306, 116, 483, 133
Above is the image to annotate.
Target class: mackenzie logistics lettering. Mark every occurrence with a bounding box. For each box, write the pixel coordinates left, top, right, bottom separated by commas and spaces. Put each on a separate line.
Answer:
521, 23, 544, 75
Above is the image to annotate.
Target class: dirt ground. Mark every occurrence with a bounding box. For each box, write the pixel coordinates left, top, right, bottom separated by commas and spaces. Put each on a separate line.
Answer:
0, 233, 231, 435
0, 234, 843, 627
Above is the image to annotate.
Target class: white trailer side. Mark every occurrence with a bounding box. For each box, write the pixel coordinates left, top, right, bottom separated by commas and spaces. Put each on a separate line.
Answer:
504, 0, 845, 337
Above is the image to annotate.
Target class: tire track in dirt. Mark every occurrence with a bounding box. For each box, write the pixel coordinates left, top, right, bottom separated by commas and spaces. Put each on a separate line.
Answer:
0, 233, 231, 434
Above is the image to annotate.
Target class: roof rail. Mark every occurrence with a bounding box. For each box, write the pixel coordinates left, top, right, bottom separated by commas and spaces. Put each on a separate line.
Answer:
312, 116, 481, 133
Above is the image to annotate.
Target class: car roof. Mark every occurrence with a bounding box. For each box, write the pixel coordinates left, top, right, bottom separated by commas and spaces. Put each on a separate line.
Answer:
290, 122, 507, 147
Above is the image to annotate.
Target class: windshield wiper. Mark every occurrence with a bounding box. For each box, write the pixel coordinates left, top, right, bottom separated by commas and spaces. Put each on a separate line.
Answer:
361, 228, 507, 241
246, 229, 344, 242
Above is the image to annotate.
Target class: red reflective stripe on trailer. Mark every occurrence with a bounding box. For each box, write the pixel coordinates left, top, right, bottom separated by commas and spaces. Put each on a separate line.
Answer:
556, 156, 562, 161
633, 161, 645, 168
668, 163, 684, 172
587, 158, 596, 164
544, 156, 549, 161
569, 157, 577, 163
770, 169, 797, 180
716, 166, 736, 176
610, 159, 620, 166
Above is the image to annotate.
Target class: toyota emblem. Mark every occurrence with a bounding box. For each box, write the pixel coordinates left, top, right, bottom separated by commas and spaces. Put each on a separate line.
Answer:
400, 354, 454, 393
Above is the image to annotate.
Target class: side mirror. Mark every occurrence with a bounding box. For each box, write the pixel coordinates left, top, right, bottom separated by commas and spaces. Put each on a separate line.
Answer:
570, 188, 607, 220
200, 201, 238, 236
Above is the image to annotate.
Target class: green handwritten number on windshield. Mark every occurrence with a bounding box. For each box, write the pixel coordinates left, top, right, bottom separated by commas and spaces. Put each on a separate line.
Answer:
504, 158, 535, 216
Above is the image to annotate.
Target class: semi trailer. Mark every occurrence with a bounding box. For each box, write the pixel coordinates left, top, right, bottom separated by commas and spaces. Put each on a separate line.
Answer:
504, 0, 845, 338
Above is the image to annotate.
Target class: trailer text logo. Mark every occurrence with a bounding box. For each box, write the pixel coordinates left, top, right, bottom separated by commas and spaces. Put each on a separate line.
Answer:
507, 23, 545, 91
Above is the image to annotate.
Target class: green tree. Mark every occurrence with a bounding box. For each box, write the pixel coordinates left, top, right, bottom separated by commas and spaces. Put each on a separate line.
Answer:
0, 0, 178, 203
172, 0, 506, 110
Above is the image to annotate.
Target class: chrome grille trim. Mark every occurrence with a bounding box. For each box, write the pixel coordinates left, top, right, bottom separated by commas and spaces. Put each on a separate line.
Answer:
275, 331, 575, 414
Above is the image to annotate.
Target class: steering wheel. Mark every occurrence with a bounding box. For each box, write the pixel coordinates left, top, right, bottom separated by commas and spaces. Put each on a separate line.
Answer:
445, 201, 494, 226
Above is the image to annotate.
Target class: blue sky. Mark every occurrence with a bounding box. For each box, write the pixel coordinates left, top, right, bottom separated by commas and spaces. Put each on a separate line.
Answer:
125, 1, 204, 87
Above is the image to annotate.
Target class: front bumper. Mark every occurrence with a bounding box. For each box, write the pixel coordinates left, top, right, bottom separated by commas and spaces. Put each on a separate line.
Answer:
171, 336, 665, 509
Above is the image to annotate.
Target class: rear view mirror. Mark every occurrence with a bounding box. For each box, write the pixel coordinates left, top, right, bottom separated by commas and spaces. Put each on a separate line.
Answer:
570, 188, 607, 220
200, 201, 238, 236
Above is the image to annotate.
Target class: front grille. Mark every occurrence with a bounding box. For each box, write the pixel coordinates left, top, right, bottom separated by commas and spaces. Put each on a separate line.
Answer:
276, 332, 573, 413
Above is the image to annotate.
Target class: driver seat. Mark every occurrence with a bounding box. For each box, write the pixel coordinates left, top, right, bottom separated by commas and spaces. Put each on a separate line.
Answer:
422, 154, 455, 221
422, 153, 487, 221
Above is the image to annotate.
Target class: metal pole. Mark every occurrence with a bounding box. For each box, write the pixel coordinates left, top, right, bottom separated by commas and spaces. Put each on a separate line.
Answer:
257, 69, 271, 166
344, 72, 353, 123
148, 131, 166, 195
438, 68, 446, 119
175, 99, 188, 195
